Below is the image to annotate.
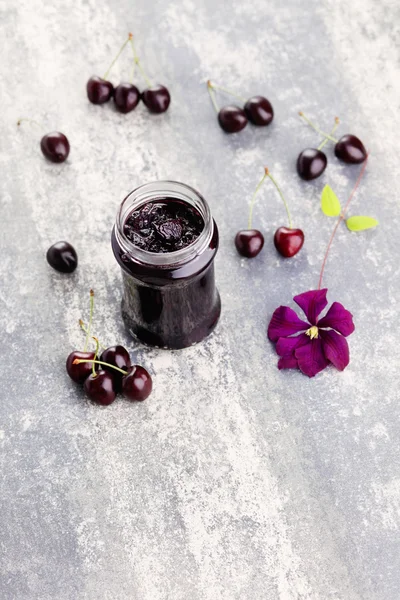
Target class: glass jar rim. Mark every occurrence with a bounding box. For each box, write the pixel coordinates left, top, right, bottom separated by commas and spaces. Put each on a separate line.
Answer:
115, 180, 213, 267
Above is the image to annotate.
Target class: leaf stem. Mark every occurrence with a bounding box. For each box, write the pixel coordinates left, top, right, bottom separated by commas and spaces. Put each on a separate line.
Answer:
318, 117, 340, 151
299, 112, 338, 143
73, 358, 128, 376
266, 169, 293, 229
129, 36, 152, 87
208, 81, 246, 103
83, 290, 94, 352
247, 169, 269, 229
317, 155, 369, 290
103, 34, 132, 80
207, 81, 220, 114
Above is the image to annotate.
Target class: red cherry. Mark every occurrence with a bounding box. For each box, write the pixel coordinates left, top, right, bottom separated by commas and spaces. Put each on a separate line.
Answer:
244, 96, 273, 126
66, 351, 96, 384
334, 134, 367, 164
114, 82, 140, 113
84, 370, 116, 405
87, 76, 114, 104
142, 84, 171, 113
122, 365, 152, 401
297, 149, 327, 180
100, 345, 131, 391
235, 230, 264, 258
274, 227, 304, 258
40, 132, 70, 163
218, 106, 248, 133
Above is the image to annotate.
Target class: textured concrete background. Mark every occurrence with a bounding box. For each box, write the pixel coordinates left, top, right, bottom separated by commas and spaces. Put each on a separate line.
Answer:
1, 0, 399, 598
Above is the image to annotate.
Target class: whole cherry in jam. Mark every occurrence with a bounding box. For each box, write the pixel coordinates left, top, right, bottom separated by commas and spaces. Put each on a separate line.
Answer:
47, 241, 78, 273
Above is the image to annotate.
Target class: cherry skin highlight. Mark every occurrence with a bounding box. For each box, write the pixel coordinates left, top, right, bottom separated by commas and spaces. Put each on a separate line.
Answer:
297, 149, 327, 181
100, 345, 131, 391
46, 241, 78, 273
274, 227, 304, 258
84, 370, 116, 405
122, 365, 153, 401
141, 84, 170, 113
66, 351, 96, 384
235, 230, 264, 258
334, 134, 367, 164
87, 76, 114, 104
114, 82, 140, 113
244, 96, 273, 126
40, 132, 70, 163
218, 106, 248, 133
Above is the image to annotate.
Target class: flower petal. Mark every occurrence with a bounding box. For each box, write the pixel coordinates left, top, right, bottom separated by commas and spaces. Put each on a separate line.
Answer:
267, 306, 309, 342
320, 330, 350, 371
317, 302, 355, 337
276, 333, 309, 357
294, 338, 329, 378
278, 357, 298, 370
294, 289, 328, 325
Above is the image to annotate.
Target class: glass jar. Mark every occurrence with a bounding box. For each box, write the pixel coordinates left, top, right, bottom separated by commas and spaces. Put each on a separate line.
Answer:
111, 181, 221, 349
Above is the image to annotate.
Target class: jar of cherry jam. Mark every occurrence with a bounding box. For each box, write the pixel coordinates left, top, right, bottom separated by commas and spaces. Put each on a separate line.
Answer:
111, 181, 221, 349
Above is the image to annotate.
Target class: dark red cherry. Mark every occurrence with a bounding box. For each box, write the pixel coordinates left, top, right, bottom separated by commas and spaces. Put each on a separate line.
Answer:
274, 227, 304, 258
141, 84, 170, 113
244, 96, 273, 126
84, 370, 116, 405
86, 76, 114, 104
40, 132, 70, 163
297, 148, 327, 181
114, 82, 140, 113
218, 106, 248, 133
334, 134, 367, 164
235, 229, 264, 258
122, 365, 152, 401
46, 241, 78, 273
66, 351, 96, 384
100, 345, 131, 391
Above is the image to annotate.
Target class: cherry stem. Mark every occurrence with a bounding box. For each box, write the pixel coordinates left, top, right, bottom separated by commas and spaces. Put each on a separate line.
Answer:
103, 34, 132, 80
318, 117, 340, 150
207, 80, 246, 103
73, 358, 128, 376
207, 81, 220, 114
299, 112, 339, 143
318, 154, 369, 290
17, 118, 45, 131
83, 290, 94, 352
247, 169, 269, 229
266, 169, 293, 229
79, 320, 106, 350
92, 337, 100, 377
129, 36, 152, 87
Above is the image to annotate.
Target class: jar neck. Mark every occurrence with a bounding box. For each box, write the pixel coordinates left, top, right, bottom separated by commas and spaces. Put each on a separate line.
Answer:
115, 181, 213, 267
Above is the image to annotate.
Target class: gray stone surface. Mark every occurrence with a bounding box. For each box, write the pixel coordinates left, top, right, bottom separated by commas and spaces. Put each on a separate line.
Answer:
1, 0, 399, 598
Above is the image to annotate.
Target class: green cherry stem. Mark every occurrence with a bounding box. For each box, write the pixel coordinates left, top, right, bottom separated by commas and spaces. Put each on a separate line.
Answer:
207, 80, 246, 103
103, 33, 132, 80
299, 112, 339, 143
17, 118, 45, 131
79, 320, 106, 350
72, 358, 128, 376
266, 168, 293, 229
247, 168, 269, 229
92, 337, 100, 377
318, 117, 340, 151
207, 80, 220, 113
317, 154, 369, 290
83, 289, 94, 352
129, 36, 152, 87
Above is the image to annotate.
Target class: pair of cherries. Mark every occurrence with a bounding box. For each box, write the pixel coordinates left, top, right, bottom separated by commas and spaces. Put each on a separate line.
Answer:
66, 291, 152, 405
207, 81, 273, 133
87, 34, 170, 114
235, 168, 304, 259
297, 113, 367, 181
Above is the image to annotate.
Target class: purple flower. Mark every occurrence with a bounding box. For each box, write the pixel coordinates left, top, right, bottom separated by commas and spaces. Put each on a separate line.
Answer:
267, 289, 355, 378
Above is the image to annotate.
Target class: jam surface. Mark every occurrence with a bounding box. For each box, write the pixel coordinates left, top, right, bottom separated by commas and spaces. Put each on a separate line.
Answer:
123, 198, 204, 253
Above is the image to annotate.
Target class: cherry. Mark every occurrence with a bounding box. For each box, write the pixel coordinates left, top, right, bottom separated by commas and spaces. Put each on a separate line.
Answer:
218, 106, 248, 133
84, 370, 116, 405
274, 227, 304, 258
335, 134, 367, 164
39, 132, 70, 163
87, 76, 114, 104
122, 365, 153, 401
66, 350, 96, 384
46, 241, 78, 273
142, 85, 171, 113
100, 345, 131, 391
235, 230, 264, 258
244, 96, 273, 126
297, 149, 327, 180
114, 82, 140, 113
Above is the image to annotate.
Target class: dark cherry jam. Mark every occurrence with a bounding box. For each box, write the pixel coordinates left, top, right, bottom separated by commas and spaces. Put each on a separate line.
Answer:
112, 182, 221, 350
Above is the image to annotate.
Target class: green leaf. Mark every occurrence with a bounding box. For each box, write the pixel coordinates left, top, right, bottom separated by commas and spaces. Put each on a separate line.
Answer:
346, 216, 379, 231
321, 185, 341, 217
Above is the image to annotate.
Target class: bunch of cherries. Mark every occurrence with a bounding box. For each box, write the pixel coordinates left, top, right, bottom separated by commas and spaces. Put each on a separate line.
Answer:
66, 291, 152, 405
87, 33, 171, 114
207, 80, 273, 133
